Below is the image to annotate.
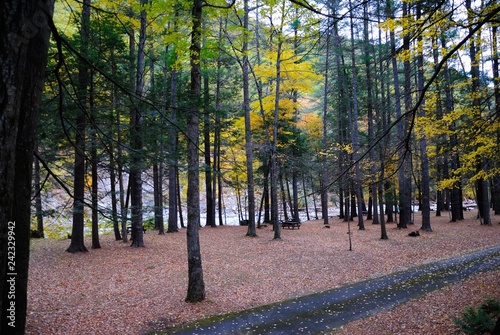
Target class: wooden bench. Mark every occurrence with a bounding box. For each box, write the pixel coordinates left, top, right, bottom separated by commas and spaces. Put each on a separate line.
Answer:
280, 220, 301, 229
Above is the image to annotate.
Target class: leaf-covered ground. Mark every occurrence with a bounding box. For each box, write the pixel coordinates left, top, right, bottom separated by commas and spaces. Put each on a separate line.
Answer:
26, 211, 500, 335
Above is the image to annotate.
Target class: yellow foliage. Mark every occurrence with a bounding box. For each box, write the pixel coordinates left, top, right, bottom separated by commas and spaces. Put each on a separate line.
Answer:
379, 18, 397, 32
397, 49, 412, 62
298, 113, 322, 140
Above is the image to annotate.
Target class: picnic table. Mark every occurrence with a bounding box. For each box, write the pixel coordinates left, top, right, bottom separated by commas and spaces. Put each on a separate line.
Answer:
280, 219, 301, 229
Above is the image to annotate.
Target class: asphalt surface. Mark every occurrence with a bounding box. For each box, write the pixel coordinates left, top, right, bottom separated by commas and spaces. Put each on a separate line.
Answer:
153, 244, 500, 335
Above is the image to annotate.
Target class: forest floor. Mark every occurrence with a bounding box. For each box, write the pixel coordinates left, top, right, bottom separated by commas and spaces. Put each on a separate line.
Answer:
26, 210, 500, 335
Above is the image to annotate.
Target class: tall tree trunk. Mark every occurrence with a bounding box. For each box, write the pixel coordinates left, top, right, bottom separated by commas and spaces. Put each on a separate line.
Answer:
432, 35, 445, 218
332, 6, 348, 222
185, 0, 205, 302
466, 0, 490, 225
302, 176, 310, 221
385, 181, 394, 222
109, 51, 121, 241
387, 0, 408, 229
118, 103, 128, 243
153, 161, 164, 234
441, 33, 462, 222
203, 51, 215, 228
321, 16, 332, 226
90, 71, 100, 249
34, 153, 45, 238
263, 162, 271, 223
349, 0, 365, 230
0, 0, 54, 332
291, 7, 300, 223
270, 1, 286, 240
177, 167, 185, 228
243, 0, 257, 236
109, 153, 121, 241
67, 0, 91, 253
280, 172, 289, 221
379, 161, 388, 240
129, 4, 146, 247
168, 35, 179, 233
213, 17, 222, 226
492, 24, 500, 215
216, 123, 224, 226
398, 1, 413, 229
416, 2, 432, 232
364, 1, 378, 224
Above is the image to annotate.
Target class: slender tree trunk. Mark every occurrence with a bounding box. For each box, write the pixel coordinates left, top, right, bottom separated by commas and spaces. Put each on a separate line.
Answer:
271, 1, 286, 240
466, 0, 490, 225
108, 52, 123, 242
34, 153, 45, 238
387, 0, 407, 229
440, 33, 462, 222
333, 7, 348, 222
90, 71, 100, 249
378, 170, 388, 239
302, 176, 310, 221
385, 181, 394, 222
0, 0, 54, 332
109, 154, 121, 241
118, 109, 128, 243
185, 0, 205, 302
203, 53, 215, 227
348, 1, 364, 230
129, 4, 147, 247
243, 0, 257, 236
398, 1, 413, 229
364, 1, 378, 224
217, 129, 224, 226
168, 42, 179, 233
263, 163, 271, 223
321, 16, 332, 226
213, 17, 223, 226
291, 7, 300, 223
432, 35, 445, 218
492, 25, 500, 215
280, 172, 289, 221
67, 0, 91, 253
416, 2, 432, 232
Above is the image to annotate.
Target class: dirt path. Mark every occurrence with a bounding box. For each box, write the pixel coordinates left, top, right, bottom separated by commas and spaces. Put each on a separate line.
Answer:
148, 244, 500, 334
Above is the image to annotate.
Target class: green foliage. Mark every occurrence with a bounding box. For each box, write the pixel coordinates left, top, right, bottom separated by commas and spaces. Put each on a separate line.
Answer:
453, 297, 500, 334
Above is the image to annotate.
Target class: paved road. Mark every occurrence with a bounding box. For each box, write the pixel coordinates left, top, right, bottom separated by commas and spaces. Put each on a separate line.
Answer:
154, 244, 500, 335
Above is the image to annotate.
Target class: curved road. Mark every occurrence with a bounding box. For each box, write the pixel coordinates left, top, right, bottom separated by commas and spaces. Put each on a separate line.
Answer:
154, 244, 500, 335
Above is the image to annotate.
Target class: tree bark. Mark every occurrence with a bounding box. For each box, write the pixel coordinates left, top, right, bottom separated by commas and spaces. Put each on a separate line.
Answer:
466, 0, 490, 225
243, 0, 257, 237
67, 0, 91, 253
270, 1, 286, 240
416, 2, 432, 232
397, 1, 413, 229
0, 0, 54, 332
185, 0, 205, 303
90, 72, 100, 249
203, 52, 215, 228
321, 16, 331, 226
364, 0, 378, 225
348, 0, 364, 230
441, 33, 463, 222
129, 4, 147, 247
34, 153, 45, 238
168, 25, 180, 233
492, 24, 500, 215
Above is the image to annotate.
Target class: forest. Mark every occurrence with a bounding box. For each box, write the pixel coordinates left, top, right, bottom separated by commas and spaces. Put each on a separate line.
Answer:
37, 0, 500, 236
0, 0, 499, 333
